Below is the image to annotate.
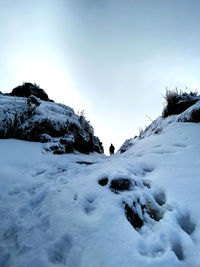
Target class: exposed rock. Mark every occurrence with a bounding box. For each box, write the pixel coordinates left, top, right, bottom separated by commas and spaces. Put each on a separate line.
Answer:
98, 178, 108, 186
124, 203, 144, 229
110, 178, 132, 193
124, 198, 164, 230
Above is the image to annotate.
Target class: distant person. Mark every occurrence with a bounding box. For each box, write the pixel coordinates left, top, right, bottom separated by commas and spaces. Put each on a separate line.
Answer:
109, 144, 115, 155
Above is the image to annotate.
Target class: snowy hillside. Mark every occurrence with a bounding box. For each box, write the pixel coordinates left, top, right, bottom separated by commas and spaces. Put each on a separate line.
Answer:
0, 93, 103, 154
1, 90, 200, 266
119, 91, 200, 153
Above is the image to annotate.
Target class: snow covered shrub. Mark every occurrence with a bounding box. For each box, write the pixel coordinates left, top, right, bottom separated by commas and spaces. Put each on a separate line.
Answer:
10, 82, 52, 102
0, 94, 104, 154
162, 89, 199, 118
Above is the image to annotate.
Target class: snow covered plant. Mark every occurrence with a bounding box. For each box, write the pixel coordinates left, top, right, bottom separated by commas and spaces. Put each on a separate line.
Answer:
0, 93, 103, 154
162, 89, 199, 117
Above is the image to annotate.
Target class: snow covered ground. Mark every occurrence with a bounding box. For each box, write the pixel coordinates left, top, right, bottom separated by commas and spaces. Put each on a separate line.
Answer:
1, 121, 200, 266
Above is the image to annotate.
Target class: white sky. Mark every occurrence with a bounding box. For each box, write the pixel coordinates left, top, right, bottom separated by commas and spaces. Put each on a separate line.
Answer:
1, 0, 200, 153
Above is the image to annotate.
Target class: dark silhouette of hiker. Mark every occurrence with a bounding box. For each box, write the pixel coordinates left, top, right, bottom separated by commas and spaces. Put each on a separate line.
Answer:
109, 144, 115, 155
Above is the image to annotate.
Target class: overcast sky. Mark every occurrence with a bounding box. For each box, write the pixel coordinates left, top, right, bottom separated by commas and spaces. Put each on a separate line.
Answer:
1, 0, 200, 153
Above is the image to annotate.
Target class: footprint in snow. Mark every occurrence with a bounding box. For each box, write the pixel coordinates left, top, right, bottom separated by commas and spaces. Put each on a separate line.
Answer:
176, 213, 196, 236
32, 169, 46, 177
152, 144, 162, 148
47, 234, 72, 265
96, 167, 197, 263
152, 149, 175, 155
135, 200, 197, 262
29, 190, 47, 209
73, 193, 78, 201
83, 194, 97, 215
172, 143, 187, 148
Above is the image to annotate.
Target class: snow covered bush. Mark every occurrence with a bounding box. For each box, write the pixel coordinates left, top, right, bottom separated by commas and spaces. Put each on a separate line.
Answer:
0, 94, 104, 154
162, 89, 199, 118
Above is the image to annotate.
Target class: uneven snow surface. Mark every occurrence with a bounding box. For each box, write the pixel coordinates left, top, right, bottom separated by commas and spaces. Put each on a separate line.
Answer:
1, 122, 200, 267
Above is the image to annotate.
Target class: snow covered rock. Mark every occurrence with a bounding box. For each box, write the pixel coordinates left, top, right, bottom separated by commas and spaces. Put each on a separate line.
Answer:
0, 94, 103, 154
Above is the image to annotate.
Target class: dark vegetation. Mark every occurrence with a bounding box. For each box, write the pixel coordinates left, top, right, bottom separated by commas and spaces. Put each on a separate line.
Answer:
10, 82, 53, 102
162, 89, 199, 118
0, 83, 104, 154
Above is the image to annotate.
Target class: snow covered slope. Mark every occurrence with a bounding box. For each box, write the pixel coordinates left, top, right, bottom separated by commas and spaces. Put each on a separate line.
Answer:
1, 120, 200, 266
119, 91, 200, 154
0, 94, 103, 154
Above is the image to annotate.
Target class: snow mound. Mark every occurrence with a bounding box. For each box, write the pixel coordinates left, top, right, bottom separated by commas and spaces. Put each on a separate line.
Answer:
0, 94, 103, 154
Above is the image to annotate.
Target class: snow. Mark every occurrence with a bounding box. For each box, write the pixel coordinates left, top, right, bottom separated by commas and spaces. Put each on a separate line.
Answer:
0, 94, 103, 153
1, 119, 200, 266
